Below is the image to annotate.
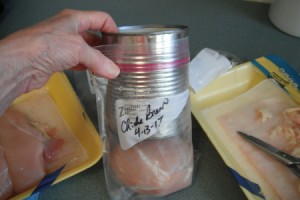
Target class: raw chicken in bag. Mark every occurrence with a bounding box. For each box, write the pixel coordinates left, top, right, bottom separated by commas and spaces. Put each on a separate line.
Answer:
94, 25, 194, 199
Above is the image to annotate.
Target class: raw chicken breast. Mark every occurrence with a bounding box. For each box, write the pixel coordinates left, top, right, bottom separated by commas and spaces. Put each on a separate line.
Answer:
0, 109, 46, 194
219, 98, 300, 199
0, 85, 88, 199
109, 135, 193, 196
0, 146, 12, 200
12, 88, 88, 173
202, 79, 300, 200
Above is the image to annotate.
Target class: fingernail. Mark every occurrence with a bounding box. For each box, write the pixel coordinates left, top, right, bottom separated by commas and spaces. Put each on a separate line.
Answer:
106, 61, 120, 77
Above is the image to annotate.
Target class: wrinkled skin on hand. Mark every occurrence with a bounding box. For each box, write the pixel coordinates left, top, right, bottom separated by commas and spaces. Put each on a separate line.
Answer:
0, 9, 120, 115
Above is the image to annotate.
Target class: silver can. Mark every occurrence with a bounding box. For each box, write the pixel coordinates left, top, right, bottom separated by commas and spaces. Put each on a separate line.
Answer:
100, 25, 192, 150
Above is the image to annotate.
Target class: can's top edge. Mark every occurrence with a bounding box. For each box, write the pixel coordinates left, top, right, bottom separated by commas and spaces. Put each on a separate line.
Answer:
102, 24, 188, 36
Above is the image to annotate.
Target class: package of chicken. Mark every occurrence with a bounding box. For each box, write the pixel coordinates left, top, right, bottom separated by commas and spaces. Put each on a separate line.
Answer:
190, 55, 300, 200
0, 72, 102, 200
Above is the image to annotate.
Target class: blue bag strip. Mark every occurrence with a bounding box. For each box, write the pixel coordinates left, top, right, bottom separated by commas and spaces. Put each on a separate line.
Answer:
265, 55, 300, 90
251, 59, 271, 78
25, 192, 39, 200
31, 165, 66, 195
229, 167, 265, 199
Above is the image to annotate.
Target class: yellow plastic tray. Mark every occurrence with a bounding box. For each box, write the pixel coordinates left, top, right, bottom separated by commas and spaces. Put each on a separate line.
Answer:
190, 56, 300, 200
10, 72, 102, 199
190, 61, 266, 200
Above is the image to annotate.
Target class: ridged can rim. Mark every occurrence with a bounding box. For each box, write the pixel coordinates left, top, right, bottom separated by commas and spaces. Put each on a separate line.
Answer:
102, 24, 188, 37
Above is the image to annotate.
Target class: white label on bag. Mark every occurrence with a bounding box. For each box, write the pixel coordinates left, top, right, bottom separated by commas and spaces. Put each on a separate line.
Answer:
115, 90, 189, 150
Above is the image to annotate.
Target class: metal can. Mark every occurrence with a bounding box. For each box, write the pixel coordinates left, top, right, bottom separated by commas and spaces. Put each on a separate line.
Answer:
100, 25, 192, 150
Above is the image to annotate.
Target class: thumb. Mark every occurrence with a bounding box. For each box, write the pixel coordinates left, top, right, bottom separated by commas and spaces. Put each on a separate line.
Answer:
78, 44, 120, 79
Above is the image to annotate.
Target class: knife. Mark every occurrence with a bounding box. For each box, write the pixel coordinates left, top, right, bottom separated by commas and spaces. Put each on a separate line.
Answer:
237, 131, 300, 177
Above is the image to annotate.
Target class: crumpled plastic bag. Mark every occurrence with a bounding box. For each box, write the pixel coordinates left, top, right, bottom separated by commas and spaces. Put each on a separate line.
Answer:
188, 48, 235, 93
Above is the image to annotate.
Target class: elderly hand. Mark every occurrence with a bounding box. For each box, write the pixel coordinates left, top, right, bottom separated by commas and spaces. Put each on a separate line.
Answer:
0, 9, 120, 115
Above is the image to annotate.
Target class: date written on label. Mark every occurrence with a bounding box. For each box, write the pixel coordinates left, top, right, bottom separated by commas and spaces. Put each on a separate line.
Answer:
121, 115, 164, 137
118, 98, 169, 138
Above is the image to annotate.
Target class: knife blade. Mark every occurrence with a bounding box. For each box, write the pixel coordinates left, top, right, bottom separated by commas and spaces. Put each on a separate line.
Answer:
237, 131, 300, 166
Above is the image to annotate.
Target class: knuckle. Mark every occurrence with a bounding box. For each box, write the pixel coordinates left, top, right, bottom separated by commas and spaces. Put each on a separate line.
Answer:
75, 35, 87, 51
59, 9, 77, 17
101, 12, 112, 20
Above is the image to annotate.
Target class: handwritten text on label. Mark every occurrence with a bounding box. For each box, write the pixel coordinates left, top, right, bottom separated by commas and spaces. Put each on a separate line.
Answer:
118, 98, 168, 138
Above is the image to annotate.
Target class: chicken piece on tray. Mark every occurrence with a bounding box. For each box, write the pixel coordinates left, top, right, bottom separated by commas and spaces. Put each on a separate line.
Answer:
0, 88, 88, 199
0, 109, 46, 194
11, 89, 88, 174
202, 79, 300, 199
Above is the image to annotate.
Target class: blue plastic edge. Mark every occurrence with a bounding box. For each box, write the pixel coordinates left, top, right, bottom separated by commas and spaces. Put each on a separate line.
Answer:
265, 55, 300, 90
30, 165, 66, 196
229, 167, 265, 199
251, 54, 300, 90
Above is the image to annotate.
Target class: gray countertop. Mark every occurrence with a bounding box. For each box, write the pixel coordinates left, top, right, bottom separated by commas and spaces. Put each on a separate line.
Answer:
1, 0, 300, 200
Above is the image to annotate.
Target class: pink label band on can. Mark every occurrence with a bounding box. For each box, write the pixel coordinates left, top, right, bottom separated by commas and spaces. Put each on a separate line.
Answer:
116, 56, 190, 73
